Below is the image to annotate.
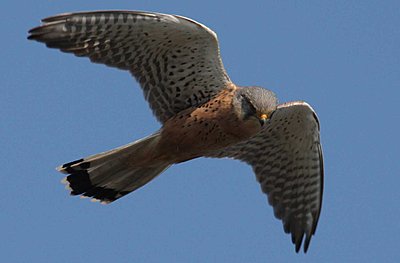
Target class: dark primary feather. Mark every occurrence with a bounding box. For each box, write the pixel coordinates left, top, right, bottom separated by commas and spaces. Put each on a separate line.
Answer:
207, 101, 323, 253
28, 10, 231, 123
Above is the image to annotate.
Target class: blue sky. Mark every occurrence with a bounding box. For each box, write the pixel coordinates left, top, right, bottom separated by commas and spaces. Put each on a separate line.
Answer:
2, 0, 400, 262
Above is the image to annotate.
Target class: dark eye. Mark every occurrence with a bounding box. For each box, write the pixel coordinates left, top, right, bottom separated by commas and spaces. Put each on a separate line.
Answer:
240, 94, 257, 119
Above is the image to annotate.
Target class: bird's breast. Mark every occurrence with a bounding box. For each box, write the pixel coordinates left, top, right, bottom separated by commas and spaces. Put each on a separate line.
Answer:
155, 88, 259, 163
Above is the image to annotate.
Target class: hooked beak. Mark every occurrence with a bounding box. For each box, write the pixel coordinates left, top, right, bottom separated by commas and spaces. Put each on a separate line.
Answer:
259, 113, 268, 126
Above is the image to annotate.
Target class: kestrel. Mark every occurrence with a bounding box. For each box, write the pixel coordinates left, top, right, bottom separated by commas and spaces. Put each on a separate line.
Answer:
28, 10, 323, 253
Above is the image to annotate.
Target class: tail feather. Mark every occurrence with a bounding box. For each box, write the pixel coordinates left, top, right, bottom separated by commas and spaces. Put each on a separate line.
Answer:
57, 132, 171, 203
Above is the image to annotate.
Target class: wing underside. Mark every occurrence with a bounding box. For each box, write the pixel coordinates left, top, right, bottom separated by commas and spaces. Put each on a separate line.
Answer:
207, 101, 323, 252
28, 10, 231, 122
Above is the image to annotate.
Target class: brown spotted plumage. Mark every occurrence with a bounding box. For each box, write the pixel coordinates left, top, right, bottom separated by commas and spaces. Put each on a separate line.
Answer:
28, 10, 323, 253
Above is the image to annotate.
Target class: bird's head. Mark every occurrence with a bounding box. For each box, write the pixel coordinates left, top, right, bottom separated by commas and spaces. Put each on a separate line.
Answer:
234, 86, 278, 129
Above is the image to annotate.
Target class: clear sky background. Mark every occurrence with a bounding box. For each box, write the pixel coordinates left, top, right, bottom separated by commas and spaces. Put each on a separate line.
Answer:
2, 1, 399, 262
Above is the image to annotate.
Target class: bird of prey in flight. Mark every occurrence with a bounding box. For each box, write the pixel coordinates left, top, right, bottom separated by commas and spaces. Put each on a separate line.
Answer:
28, 10, 323, 253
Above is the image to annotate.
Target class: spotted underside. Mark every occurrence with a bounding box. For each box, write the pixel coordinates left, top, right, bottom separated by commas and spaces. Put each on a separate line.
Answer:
207, 102, 323, 253
28, 10, 231, 123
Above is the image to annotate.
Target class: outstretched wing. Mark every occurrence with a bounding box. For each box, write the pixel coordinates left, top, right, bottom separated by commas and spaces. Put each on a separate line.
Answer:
208, 101, 323, 253
28, 10, 231, 123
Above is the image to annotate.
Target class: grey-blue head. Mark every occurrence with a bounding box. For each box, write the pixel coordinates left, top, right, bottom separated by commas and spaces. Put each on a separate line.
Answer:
235, 86, 278, 126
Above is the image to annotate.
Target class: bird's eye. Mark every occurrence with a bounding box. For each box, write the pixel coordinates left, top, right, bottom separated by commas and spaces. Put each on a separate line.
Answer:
240, 94, 257, 119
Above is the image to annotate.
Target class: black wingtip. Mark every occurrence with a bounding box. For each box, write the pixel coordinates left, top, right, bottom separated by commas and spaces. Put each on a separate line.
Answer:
295, 244, 301, 253
294, 234, 304, 253
27, 19, 69, 42
292, 230, 313, 253
27, 25, 48, 41
303, 234, 312, 253
27, 28, 38, 40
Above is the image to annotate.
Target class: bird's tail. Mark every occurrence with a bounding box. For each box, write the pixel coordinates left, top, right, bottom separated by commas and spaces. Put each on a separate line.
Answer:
57, 132, 171, 204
